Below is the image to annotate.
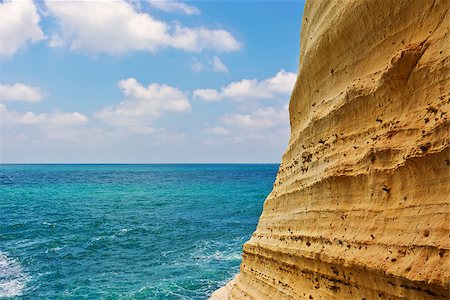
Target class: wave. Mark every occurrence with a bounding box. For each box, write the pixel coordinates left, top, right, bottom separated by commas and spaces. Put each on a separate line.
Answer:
0, 175, 13, 184
197, 251, 242, 262
90, 228, 133, 242
0, 252, 30, 298
191, 241, 242, 263
45, 246, 64, 253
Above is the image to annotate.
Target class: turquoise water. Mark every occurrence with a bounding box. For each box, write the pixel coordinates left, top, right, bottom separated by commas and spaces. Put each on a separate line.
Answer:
0, 164, 278, 299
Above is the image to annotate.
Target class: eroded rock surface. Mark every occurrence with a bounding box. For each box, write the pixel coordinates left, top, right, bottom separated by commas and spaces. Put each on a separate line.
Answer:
212, 0, 450, 299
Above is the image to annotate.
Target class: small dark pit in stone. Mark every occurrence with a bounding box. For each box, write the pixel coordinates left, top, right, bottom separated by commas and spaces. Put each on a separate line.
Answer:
423, 230, 430, 237
420, 143, 431, 153
427, 106, 438, 113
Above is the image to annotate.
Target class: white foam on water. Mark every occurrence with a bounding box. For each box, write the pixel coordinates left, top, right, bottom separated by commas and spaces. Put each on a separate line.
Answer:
45, 246, 64, 253
42, 222, 57, 227
0, 252, 30, 298
191, 240, 243, 263
117, 228, 131, 236
208, 251, 242, 261
192, 249, 242, 263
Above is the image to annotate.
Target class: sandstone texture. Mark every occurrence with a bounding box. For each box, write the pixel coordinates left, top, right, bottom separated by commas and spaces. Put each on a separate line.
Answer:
212, 0, 450, 299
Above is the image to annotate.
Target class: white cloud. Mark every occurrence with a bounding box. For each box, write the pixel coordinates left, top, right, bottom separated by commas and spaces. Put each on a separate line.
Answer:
45, 0, 240, 54
169, 25, 240, 52
48, 34, 65, 48
203, 104, 290, 151
193, 70, 296, 102
0, 104, 88, 126
148, 0, 200, 15
212, 56, 228, 73
0, 0, 45, 58
192, 89, 220, 102
95, 78, 191, 130
207, 126, 229, 135
190, 56, 228, 73
221, 105, 288, 128
191, 58, 206, 72
43, 111, 88, 126
0, 83, 43, 103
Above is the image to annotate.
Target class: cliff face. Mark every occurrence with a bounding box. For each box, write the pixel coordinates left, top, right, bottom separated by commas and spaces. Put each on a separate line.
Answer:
212, 0, 450, 299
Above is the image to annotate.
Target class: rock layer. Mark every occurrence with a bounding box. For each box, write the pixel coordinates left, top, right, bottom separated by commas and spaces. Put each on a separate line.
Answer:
212, 0, 450, 299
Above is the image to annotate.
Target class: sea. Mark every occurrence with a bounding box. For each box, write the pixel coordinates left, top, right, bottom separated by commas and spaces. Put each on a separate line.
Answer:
0, 164, 278, 299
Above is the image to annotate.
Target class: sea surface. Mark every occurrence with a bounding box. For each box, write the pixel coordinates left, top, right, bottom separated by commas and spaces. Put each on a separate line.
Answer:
0, 164, 278, 299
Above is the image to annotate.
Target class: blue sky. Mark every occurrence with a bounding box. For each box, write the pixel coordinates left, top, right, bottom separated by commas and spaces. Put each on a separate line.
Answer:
0, 0, 305, 163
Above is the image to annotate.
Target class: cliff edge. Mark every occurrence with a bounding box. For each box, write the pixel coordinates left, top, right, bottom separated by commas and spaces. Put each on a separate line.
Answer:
212, 0, 450, 299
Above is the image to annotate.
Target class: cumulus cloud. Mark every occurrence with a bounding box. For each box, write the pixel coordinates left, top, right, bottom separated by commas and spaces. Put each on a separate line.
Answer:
206, 126, 229, 135
192, 89, 220, 101
148, 0, 200, 15
193, 70, 296, 102
0, 83, 43, 103
169, 25, 240, 52
45, 0, 240, 54
190, 56, 228, 73
95, 78, 191, 130
0, 104, 88, 126
203, 104, 290, 150
191, 58, 206, 72
212, 56, 228, 73
221, 105, 288, 128
0, 0, 45, 58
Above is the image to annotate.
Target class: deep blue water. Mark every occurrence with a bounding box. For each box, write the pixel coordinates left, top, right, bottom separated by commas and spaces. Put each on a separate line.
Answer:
0, 164, 278, 299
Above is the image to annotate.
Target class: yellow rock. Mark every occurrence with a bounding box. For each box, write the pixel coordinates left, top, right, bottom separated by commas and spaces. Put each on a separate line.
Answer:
212, 0, 450, 298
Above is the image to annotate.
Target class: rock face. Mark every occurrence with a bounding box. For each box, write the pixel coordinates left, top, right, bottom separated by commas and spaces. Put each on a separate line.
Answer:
212, 0, 450, 299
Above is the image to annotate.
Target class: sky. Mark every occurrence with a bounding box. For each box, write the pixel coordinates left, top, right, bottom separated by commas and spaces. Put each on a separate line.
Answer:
0, 0, 305, 163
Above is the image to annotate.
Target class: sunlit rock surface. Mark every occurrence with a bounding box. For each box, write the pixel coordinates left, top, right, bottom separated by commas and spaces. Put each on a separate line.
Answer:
211, 0, 450, 298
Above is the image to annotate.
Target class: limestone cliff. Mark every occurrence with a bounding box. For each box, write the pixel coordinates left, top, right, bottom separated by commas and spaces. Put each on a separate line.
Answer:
212, 0, 450, 299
